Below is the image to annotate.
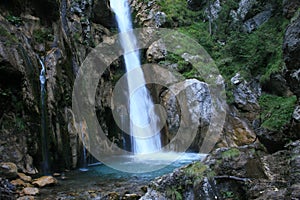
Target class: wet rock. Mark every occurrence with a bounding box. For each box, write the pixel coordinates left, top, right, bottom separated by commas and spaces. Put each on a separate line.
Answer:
17, 173, 32, 182
22, 187, 39, 196
0, 162, 18, 179
32, 176, 57, 187
146, 39, 167, 62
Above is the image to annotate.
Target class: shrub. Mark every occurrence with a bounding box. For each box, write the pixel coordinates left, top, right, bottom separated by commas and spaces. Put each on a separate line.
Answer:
259, 94, 297, 130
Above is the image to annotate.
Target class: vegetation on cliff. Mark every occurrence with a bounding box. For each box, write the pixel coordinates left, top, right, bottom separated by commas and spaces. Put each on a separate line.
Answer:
155, 0, 296, 131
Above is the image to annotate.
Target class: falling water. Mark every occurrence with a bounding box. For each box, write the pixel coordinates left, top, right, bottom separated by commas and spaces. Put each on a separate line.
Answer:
79, 123, 89, 172
38, 56, 50, 174
110, 0, 161, 154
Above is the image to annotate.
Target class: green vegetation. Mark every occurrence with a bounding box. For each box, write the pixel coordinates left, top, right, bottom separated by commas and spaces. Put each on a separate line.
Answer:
259, 94, 297, 130
159, 52, 200, 79
0, 26, 18, 45
184, 161, 208, 186
157, 0, 204, 27
156, 0, 290, 108
5, 15, 23, 26
218, 16, 289, 83
33, 28, 54, 43
222, 148, 240, 159
184, 162, 207, 178
221, 190, 239, 199
166, 186, 183, 200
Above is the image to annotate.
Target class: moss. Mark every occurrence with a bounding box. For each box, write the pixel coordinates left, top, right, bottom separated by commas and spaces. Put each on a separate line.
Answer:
0, 26, 18, 45
33, 28, 53, 43
184, 162, 207, 179
259, 94, 297, 131
222, 148, 240, 159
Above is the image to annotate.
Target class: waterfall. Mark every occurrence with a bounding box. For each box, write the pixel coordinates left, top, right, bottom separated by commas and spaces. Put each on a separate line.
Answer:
38, 56, 50, 174
110, 0, 162, 154
79, 122, 89, 172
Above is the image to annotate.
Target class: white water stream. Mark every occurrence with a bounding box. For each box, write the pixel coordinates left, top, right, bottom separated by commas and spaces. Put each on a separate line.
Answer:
110, 0, 161, 154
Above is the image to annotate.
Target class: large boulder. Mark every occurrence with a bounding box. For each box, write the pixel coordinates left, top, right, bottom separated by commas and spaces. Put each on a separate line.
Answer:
160, 79, 212, 151
0, 162, 18, 179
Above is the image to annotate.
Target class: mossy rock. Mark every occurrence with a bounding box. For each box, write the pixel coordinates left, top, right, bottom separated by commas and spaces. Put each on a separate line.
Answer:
221, 148, 241, 159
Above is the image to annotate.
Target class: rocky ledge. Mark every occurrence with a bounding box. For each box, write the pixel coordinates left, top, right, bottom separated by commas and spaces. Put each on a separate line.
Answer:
141, 140, 300, 200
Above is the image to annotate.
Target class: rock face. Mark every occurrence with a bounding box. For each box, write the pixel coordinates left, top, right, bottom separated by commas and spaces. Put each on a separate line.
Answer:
131, 0, 166, 27
0, 0, 114, 173
243, 5, 273, 33
231, 73, 261, 114
283, 15, 300, 145
284, 16, 300, 97
160, 79, 212, 151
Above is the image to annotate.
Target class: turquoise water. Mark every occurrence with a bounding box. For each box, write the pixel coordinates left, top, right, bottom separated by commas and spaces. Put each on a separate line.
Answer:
38, 153, 207, 199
